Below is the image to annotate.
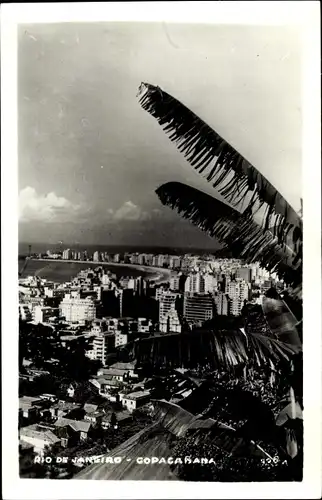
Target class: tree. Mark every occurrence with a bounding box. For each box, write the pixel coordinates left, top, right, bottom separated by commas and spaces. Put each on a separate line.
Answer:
135, 83, 303, 478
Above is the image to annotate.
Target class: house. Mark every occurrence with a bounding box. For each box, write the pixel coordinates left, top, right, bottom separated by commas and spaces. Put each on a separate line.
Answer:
120, 390, 151, 413
84, 410, 105, 425
83, 403, 99, 414
19, 396, 48, 420
89, 377, 122, 400
97, 367, 130, 383
108, 362, 138, 379
54, 424, 79, 448
101, 410, 132, 430
54, 418, 91, 441
49, 400, 82, 419
19, 424, 61, 456
39, 394, 58, 403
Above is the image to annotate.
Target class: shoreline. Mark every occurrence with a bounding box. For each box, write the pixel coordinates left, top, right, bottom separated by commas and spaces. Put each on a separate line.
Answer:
27, 258, 173, 283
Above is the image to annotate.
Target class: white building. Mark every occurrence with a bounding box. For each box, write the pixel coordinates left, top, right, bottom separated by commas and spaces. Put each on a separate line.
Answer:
93, 251, 100, 262
86, 332, 115, 366
120, 391, 151, 413
184, 273, 216, 294
226, 280, 249, 302
59, 294, 96, 325
169, 275, 181, 291
19, 304, 32, 321
33, 306, 59, 324
115, 330, 129, 348
230, 298, 244, 316
158, 290, 179, 325
62, 249, 71, 260
159, 302, 182, 333
138, 318, 153, 334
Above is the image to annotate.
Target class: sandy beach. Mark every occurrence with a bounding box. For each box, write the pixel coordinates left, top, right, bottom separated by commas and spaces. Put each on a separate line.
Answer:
27, 258, 173, 284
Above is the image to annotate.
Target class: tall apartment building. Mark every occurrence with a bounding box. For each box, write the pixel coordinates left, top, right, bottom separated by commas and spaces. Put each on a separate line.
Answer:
226, 280, 249, 302
93, 251, 100, 262
169, 256, 182, 269
214, 292, 229, 316
183, 293, 214, 325
229, 298, 245, 316
158, 291, 179, 325
59, 294, 96, 325
170, 275, 181, 291
159, 302, 182, 333
86, 329, 115, 366
184, 273, 216, 294
62, 248, 71, 260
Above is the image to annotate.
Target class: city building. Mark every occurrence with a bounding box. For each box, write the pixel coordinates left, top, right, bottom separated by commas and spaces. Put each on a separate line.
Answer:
229, 298, 245, 316
93, 251, 100, 262
138, 317, 153, 334
158, 290, 179, 325
184, 272, 216, 294
169, 275, 181, 291
119, 390, 151, 413
59, 294, 96, 325
183, 293, 214, 325
115, 330, 129, 348
19, 304, 32, 321
86, 332, 115, 366
214, 292, 229, 316
62, 249, 71, 260
32, 306, 59, 324
159, 302, 182, 333
226, 280, 249, 302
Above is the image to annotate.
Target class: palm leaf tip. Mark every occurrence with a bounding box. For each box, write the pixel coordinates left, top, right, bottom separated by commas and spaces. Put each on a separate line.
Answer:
155, 182, 302, 292
138, 83, 302, 258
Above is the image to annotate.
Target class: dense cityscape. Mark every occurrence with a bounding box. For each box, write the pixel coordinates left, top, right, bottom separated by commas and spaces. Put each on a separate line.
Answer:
18, 247, 288, 479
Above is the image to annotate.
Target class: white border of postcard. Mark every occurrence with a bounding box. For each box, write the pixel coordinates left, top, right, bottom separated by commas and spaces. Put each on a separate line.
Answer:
1, 2, 321, 499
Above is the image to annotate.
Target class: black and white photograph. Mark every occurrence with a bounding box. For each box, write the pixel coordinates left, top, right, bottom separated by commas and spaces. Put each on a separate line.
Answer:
1, 2, 321, 499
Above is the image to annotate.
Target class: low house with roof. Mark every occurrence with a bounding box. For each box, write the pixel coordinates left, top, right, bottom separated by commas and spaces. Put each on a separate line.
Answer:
120, 390, 151, 413
89, 377, 122, 401
108, 362, 139, 379
101, 410, 133, 430
97, 367, 130, 383
49, 400, 82, 419
83, 403, 99, 414
54, 417, 91, 441
84, 410, 105, 426
19, 424, 61, 456
19, 396, 50, 421
54, 424, 79, 448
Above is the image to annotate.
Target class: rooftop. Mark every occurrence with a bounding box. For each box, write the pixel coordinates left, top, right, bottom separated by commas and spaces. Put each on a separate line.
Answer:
55, 418, 91, 434
20, 424, 60, 445
123, 390, 151, 400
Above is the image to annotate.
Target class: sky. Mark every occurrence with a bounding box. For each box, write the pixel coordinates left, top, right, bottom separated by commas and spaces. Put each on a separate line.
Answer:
18, 22, 302, 248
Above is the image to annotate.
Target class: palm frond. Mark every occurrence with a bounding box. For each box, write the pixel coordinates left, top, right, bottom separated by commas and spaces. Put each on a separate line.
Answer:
138, 82, 302, 259
262, 297, 302, 347
156, 181, 302, 291
131, 328, 300, 373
